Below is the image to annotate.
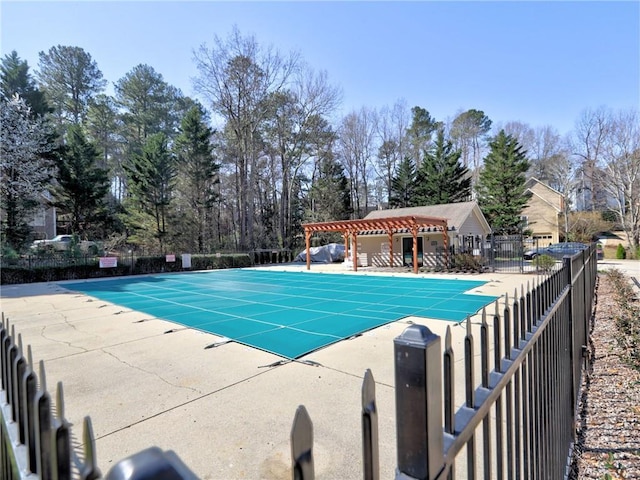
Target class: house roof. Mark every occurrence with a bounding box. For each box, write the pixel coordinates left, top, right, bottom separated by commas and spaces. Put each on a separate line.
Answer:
364, 201, 491, 233
525, 177, 563, 196
524, 177, 564, 213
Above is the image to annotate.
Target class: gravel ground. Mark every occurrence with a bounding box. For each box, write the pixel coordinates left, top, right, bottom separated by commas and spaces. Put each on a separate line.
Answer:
571, 273, 640, 479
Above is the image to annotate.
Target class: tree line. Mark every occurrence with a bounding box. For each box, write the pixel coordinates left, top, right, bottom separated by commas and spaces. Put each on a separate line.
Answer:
1, 27, 638, 256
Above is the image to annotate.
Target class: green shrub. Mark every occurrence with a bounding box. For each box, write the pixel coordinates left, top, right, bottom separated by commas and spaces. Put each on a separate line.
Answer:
0, 244, 20, 266
533, 254, 556, 273
133, 255, 183, 274
450, 253, 484, 272
616, 244, 627, 259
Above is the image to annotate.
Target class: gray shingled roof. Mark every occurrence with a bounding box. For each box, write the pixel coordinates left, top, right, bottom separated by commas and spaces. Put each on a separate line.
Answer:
364, 201, 486, 231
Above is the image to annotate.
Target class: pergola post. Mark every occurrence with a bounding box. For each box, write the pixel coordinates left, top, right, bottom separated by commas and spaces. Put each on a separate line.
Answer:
441, 223, 449, 269
344, 231, 349, 264
305, 229, 312, 271
352, 231, 358, 272
412, 226, 419, 275
388, 230, 394, 268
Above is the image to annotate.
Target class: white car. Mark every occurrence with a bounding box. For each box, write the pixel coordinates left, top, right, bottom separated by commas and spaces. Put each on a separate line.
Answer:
31, 235, 99, 254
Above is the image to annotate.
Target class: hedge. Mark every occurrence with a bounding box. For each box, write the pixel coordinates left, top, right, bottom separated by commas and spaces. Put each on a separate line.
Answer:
0, 253, 253, 285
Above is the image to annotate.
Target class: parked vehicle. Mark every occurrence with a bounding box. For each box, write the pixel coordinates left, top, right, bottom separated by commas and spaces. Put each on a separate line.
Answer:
523, 242, 588, 260
31, 235, 99, 255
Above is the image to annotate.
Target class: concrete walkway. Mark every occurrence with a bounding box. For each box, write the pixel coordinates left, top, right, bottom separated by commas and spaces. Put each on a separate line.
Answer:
0, 261, 635, 478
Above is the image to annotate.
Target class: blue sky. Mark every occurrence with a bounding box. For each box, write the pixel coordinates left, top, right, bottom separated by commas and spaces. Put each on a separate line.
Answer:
2, 1, 638, 135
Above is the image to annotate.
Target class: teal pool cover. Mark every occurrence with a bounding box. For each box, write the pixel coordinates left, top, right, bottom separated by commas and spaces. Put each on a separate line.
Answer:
65, 269, 498, 359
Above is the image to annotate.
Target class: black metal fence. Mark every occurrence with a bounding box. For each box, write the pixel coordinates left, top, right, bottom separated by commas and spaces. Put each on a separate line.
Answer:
425, 236, 546, 274
0, 315, 197, 480
291, 244, 597, 479
0, 250, 294, 285
1, 246, 597, 479
0, 317, 100, 479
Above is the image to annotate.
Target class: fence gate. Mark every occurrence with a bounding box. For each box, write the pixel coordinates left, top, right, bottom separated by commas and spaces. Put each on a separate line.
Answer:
487, 234, 526, 273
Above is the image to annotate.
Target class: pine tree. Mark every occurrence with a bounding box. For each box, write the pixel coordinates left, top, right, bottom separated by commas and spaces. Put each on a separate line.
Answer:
37, 45, 106, 126
173, 104, 219, 252
1, 51, 50, 116
308, 156, 352, 223
86, 94, 121, 170
415, 130, 471, 205
53, 125, 110, 236
450, 109, 492, 170
407, 106, 440, 166
476, 130, 530, 234
115, 64, 182, 155
124, 133, 176, 251
389, 156, 417, 208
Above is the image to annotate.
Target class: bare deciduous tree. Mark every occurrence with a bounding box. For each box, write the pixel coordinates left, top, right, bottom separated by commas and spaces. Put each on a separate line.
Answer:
193, 26, 299, 249
262, 65, 341, 249
374, 99, 410, 206
571, 106, 612, 211
599, 109, 640, 253
338, 107, 377, 218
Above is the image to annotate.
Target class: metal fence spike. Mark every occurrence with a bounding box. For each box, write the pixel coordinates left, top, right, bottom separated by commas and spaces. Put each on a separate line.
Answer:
81, 417, 101, 480
39, 359, 47, 392
362, 369, 379, 480
56, 381, 65, 419
291, 405, 314, 480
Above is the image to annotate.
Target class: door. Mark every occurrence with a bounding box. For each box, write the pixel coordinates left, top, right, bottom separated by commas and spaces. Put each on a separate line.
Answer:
402, 237, 423, 267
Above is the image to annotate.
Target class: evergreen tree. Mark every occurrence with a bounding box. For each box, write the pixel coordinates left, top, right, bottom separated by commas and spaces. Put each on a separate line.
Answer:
115, 64, 182, 155
308, 156, 351, 223
173, 104, 219, 252
124, 133, 176, 251
86, 94, 121, 169
415, 130, 471, 205
476, 130, 530, 234
450, 109, 493, 170
389, 156, 417, 208
0, 51, 50, 116
53, 125, 110, 236
37, 45, 106, 126
407, 106, 441, 166
0, 95, 54, 250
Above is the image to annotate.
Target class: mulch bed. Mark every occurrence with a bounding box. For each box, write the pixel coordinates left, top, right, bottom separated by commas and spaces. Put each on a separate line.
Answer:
571, 274, 640, 479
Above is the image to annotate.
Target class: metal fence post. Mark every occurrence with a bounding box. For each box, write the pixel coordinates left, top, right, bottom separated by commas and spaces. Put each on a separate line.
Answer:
394, 325, 443, 480
105, 446, 198, 480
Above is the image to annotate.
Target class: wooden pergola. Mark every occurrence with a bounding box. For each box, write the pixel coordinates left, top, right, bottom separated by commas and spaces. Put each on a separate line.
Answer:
302, 215, 450, 274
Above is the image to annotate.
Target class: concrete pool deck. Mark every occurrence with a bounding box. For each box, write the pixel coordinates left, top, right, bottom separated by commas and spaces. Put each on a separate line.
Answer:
0, 260, 636, 479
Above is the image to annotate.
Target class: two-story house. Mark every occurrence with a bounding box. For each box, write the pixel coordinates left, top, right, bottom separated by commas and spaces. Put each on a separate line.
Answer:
522, 178, 565, 245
